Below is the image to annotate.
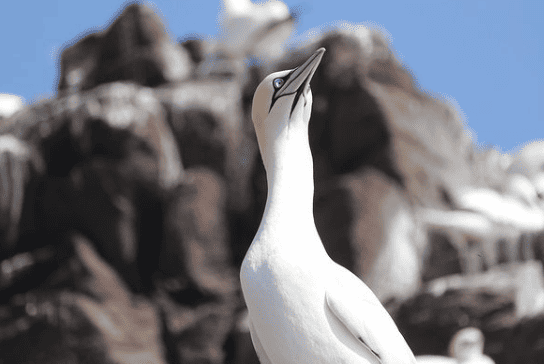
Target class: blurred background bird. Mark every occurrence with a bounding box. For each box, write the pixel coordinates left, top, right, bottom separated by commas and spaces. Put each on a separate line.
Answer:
416, 327, 495, 364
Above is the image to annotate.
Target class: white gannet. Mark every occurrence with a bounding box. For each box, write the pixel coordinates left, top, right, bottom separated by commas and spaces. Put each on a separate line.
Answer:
416, 327, 495, 364
240, 47, 416, 364
0, 93, 24, 119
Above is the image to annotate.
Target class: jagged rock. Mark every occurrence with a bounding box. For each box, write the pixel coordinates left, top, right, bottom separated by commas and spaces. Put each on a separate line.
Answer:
1, 82, 184, 294
425, 262, 544, 319
303, 25, 473, 209
179, 36, 206, 73
394, 288, 544, 364
0, 135, 44, 254
0, 234, 169, 364
296, 167, 422, 302
0, 141, 236, 364
225, 310, 260, 364
162, 168, 235, 295
72, 235, 168, 364
395, 290, 514, 357
3, 82, 183, 191
159, 168, 237, 364
340, 168, 423, 302
163, 76, 261, 222
57, 3, 192, 96
5, 2, 541, 362
163, 86, 260, 269
422, 231, 464, 281
0, 86, 238, 361
1, 4, 242, 362
168, 108, 227, 176
313, 177, 356, 271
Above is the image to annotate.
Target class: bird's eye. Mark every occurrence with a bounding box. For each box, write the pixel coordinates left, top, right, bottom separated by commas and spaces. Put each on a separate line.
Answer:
273, 78, 284, 89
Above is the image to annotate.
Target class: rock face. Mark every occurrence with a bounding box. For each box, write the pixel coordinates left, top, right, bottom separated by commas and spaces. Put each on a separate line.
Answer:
1, 82, 184, 291
57, 4, 192, 96
395, 287, 544, 364
159, 168, 236, 364
341, 168, 423, 303
0, 135, 44, 251
1, 4, 237, 364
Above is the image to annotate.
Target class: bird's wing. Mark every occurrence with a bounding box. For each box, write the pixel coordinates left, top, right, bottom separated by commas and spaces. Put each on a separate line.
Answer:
325, 263, 416, 364
248, 318, 274, 364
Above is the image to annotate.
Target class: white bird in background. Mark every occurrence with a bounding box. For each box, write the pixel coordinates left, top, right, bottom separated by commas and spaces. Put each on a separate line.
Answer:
416, 327, 495, 364
240, 48, 416, 364
220, 0, 289, 28
218, 0, 291, 59
0, 93, 24, 119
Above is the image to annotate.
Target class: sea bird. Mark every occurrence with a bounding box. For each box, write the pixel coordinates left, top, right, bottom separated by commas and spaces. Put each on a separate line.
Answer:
416, 327, 494, 364
240, 47, 416, 364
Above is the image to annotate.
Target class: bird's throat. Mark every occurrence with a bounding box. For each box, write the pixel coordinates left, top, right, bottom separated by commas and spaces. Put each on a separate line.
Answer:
262, 138, 315, 229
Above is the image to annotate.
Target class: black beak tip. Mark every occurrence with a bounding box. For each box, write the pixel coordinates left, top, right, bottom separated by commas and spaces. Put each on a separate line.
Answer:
272, 47, 326, 105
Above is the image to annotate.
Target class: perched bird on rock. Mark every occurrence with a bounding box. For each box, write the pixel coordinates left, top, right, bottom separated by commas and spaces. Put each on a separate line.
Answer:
416, 327, 495, 364
0, 93, 24, 120
240, 47, 416, 364
218, 0, 291, 57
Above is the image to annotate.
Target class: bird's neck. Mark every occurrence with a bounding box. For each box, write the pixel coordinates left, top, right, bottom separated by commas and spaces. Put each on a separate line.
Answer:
261, 132, 317, 239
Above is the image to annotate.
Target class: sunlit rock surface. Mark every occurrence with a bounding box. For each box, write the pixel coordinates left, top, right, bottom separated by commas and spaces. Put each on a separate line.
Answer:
340, 168, 422, 303
510, 140, 544, 198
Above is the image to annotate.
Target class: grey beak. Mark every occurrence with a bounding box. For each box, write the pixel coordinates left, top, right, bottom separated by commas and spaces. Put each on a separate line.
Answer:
275, 47, 325, 99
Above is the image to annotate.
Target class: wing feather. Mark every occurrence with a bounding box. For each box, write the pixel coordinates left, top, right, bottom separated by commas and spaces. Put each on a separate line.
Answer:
325, 263, 416, 364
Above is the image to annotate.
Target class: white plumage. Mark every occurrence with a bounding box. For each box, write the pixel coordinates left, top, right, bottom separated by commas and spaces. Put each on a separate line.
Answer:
240, 48, 416, 364
416, 327, 495, 364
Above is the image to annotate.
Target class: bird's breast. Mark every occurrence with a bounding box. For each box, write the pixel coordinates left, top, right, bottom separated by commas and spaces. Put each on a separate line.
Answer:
241, 253, 328, 360
241, 247, 372, 363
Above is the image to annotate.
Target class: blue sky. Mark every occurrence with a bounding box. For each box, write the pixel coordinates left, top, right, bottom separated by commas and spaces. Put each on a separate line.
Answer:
1, 0, 542, 153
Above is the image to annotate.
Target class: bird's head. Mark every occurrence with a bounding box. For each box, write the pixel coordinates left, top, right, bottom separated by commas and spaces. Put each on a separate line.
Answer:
449, 327, 486, 362
251, 48, 325, 163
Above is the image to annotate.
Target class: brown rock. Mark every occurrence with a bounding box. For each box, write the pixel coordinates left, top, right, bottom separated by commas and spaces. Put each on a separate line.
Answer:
0, 234, 169, 364
340, 168, 422, 302
1, 82, 183, 294
57, 3, 192, 96
159, 167, 237, 364
313, 177, 356, 271
395, 287, 544, 364
72, 235, 168, 364
422, 231, 464, 281
0, 135, 44, 254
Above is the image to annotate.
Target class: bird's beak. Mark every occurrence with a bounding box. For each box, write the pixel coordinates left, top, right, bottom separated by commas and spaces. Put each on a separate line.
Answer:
275, 47, 325, 99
